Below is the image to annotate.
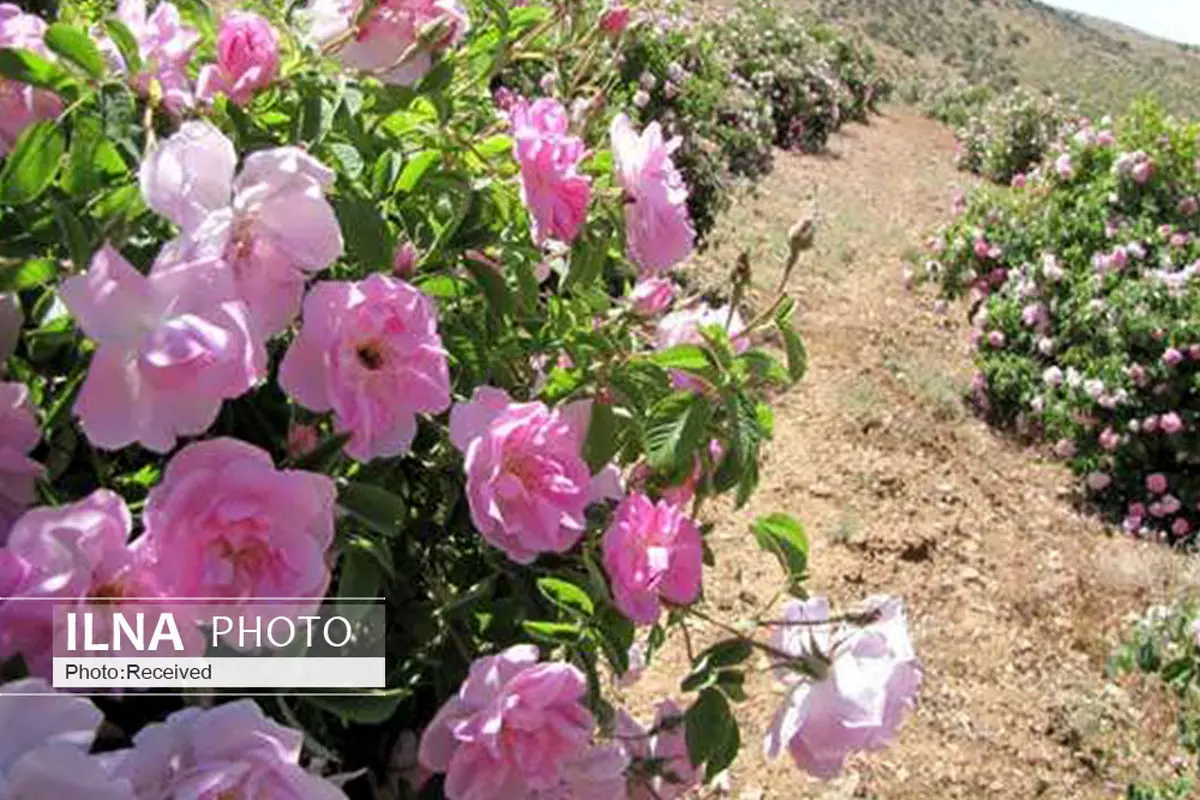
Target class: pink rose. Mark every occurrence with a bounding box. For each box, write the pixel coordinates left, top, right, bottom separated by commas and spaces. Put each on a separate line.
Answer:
0, 490, 188, 679
196, 12, 280, 106
535, 744, 630, 800
309, 0, 469, 86
280, 277, 451, 462
139, 438, 337, 607
1173, 518, 1192, 537
449, 387, 609, 564
1179, 196, 1199, 216
599, 3, 631, 34
0, 292, 20, 365
1163, 348, 1185, 366
0, 5, 63, 156
1160, 412, 1184, 435
393, 240, 419, 277
1010, 173, 1026, 189
1055, 154, 1073, 180
112, 0, 201, 114
610, 113, 695, 273
987, 330, 1005, 349
1086, 472, 1111, 491
0, 382, 40, 540
602, 494, 703, 624
110, 699, 347, 798
509, 98, 592, 245
1146, 473, 1169, 494
765, 596, 922, 779
286, 423, 319, 459
0, 678, 133, 798
628, 276, 676, 316
1053, 439, 1076, 459
60, 244, 265, 453
617, 700, 698, 799
1098, 427, 1120, 451
140, 120, 344, 337
418, 645, 595, 798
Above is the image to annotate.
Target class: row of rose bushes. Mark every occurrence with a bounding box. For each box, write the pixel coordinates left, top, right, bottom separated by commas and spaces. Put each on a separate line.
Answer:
0, 0, 919, 798
1109, 600, 1200, 797
924, 99, 1200, 545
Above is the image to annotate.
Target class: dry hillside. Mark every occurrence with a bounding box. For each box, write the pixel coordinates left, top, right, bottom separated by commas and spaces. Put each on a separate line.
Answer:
785, 0, 1200, 116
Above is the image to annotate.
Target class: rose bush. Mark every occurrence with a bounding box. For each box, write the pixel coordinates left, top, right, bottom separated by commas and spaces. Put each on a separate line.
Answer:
926, 99, 1200, 545
0, 0, 918, 797
950, 87, 1076, 185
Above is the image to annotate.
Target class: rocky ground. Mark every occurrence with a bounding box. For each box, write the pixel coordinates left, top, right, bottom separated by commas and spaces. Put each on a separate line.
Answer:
622, 108, 1199, 799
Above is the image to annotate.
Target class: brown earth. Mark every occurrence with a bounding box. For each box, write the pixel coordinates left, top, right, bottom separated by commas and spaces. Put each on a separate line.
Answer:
621, 108, 1199, 798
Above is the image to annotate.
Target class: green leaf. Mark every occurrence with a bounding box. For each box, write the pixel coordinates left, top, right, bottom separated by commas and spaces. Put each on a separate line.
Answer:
562, 231, 604, 292
476, 134, 513, 158
45, 24, 106, 79
647, 344, 711, 373
52, 200, 90, 271
102, 19, 142, 74
338, 541, 384, 600
583, 401, 621, 471
645, 392, 710, 473
338, 481, 407, 537
699, 638, 754, 669
751, 513, 809, 589
685, 687, 740, 779
0, 121, 65, 205
536, 577, 594, 616
334, 195, 393, 272
463, 257, 514, 319
64, 117, 127, 197
0, 48, 74, 94
415, 273, 470, 299
327, 142, 365, 180
0, 259, 55, 292
303, 689, 409, 724
395, 149, 440, 193
776, 316, 808, 383
521, 620, 581, 643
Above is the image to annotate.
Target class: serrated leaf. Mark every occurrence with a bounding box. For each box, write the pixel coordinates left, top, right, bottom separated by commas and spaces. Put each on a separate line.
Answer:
0, 121, 65, 205
647, 344, 711, 373
685, 687, 740, 779
338, 481, 407, 537
522, 620, 581, 642
0, 48, 74, 94
536, 577, 594, 616
778, 319, 808, 383
396, 149, 440, 192
45, 24, 106, 79
0, 259, 55, 292
64, 117, 126, 196
751, 513, 809, 589
645, 392, 710, 473
334, 195, 393, 272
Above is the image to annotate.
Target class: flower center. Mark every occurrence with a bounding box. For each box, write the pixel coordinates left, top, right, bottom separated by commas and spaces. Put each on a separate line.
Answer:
89, 580, 128, 605
356, 341, 386, 371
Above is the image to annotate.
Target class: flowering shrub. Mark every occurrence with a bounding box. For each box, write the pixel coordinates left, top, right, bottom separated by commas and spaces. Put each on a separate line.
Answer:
951, 87, 1075, 185
926, 100, 1200, 544
1109, 601, 1200, 796
0, 0, 918, 797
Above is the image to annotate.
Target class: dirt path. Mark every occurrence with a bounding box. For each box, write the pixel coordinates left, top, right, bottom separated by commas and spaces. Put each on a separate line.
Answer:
625, 109, 1195, 798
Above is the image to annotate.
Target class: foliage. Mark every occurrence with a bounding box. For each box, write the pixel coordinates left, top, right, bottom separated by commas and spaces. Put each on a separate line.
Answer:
925, 99, 1200, 544
951, 87, 1075, 184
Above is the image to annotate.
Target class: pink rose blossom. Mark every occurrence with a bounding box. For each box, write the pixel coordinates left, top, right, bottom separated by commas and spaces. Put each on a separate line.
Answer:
0, 678, 134, 798
764, 596, 922, 779
1179, 196, 1199, 216
1160, 412, 1184, 435
1161, 494, 1183, 515
508, 98, 592, 245
1055, 154, 1073, 180
0, 490, 190, 679
308, 0, 469, 86
1132, 158, 1154, 184
449, 387, 615, 564
393, 240, 419, 277
1172, 518, 1192, 537
1053, 439, 1076, 459
418, 644, 595, 799
1143, 415, 1160, 433
110, 699, 347, 799
1147, 473, 1169, 494
1098, 427, 1120, 451
0, 382, 40, 541
140, 120, 343, 338
1010, 173, 1027, 189
599, 3, 631, 34
610, 113, 695, 273
60, 243, 265, 453
286, 423, 319, 459
602, 494, 703, 625
112, 0, 202, 115
196, 12, 280, 106
0, 5, 63, 156
1086, 472, 1111, 491
1097, 130, 1115, 146
987, 331, 1005, 349
628, 277, 676, 316
973, 239, 990, 259
139, 438, 337, 607
534, 744, 630, 800
617, 700, 698, 799
1163, 348, 1185, 366
280, 277, 451, 462
0, 292, 20, 365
